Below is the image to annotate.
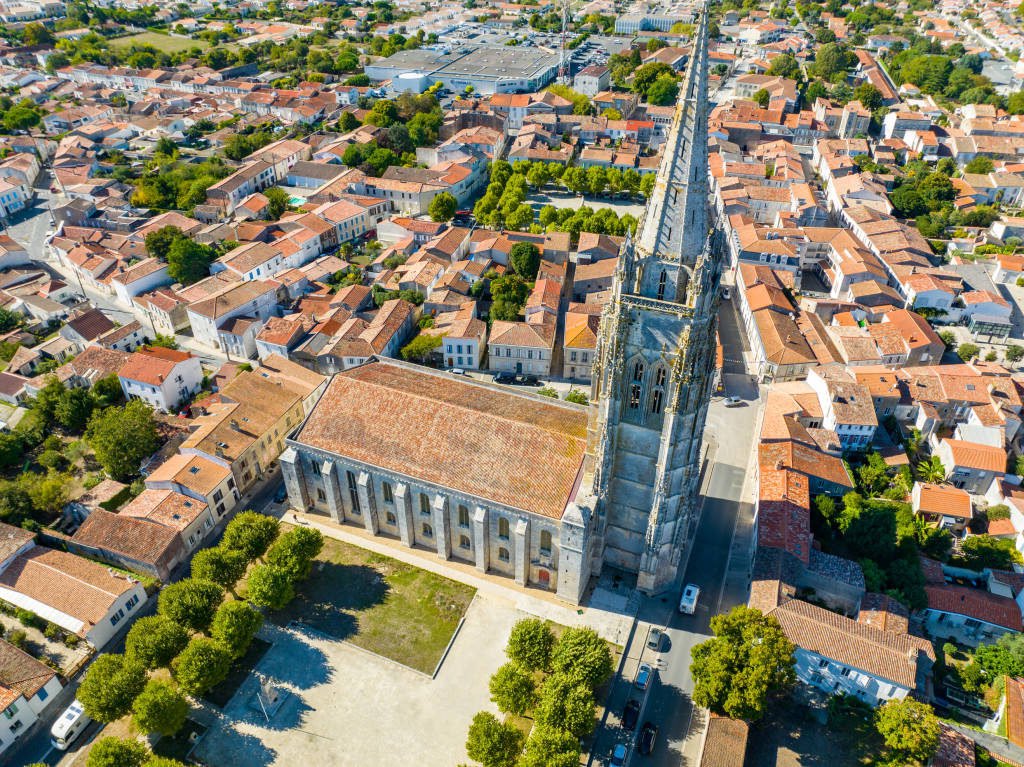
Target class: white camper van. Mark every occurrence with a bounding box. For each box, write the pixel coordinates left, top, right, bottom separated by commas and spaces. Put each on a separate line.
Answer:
51, 699, 91, 750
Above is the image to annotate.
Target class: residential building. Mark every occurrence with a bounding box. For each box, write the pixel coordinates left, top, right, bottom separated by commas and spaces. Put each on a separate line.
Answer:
117, 346, 203, 413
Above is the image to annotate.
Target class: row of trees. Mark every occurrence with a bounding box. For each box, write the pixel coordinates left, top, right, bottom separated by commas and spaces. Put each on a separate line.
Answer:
465, 619, 613, 767
76, 513, 324, 743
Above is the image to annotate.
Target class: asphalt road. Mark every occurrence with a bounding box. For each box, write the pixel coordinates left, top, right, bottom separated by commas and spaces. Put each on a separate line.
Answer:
628, 291, 761, 767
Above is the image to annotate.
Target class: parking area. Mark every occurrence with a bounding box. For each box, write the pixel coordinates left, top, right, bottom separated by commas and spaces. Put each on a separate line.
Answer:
191, 592, 528, 767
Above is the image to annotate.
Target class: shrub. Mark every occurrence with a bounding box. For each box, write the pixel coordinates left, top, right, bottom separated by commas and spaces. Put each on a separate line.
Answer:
7, 628, 26, 649
15, 608, 40, 629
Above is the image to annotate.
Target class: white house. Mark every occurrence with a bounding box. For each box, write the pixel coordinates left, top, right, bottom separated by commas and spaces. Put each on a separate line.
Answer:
111, 258, 172, 305
0, 532, 148, 650
117, 346, 204, 413
185, 280, 279, 352
0, 640, 63, 755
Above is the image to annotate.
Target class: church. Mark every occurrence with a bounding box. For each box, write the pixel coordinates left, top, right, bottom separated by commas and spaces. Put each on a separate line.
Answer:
280, 7, 721, 604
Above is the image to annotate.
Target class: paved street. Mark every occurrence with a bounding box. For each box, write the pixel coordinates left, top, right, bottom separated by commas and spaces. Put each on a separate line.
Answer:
588, 288, 762, 767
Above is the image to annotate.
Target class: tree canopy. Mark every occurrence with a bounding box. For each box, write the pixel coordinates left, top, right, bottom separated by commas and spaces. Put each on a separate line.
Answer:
157, 578, 224, 633
77, 653, 148, 723
85, 400, 160, 481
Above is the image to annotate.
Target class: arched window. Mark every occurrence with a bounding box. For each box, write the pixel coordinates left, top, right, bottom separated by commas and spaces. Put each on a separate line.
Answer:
650, 365, 667, 415
657, 270, 667, 301
382, 482, 394, 504
458, 505, 470, 528
540, 530, 552, 555
386, 512, 397, 526
627, 360, 645, 411
459, 535, 471, 550
419, 493, 431, 516
498, 547, 510, 562
347, 471, 360, 513
422, 523, 433, 538
498, 517, 510, 540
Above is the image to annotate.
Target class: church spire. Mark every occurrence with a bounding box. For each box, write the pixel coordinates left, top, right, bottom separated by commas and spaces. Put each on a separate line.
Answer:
627, 3, 711, 301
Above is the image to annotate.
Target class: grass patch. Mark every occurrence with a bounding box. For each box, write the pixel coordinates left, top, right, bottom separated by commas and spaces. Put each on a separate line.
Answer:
109, 31, 209, 53
349, 253, 373, 266
202, 637, 273, 708
154, 719, 207, 762
265, 530, 475, 674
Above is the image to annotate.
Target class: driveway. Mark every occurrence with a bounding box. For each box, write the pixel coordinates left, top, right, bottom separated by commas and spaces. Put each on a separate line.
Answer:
192, 593, 526, 767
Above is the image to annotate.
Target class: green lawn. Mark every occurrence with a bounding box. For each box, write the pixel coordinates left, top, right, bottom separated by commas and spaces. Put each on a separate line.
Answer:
108, 31, 209, 53
266, 529, 476, 674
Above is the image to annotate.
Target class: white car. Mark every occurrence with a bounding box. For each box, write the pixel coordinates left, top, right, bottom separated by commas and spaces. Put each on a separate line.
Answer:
721, 286, 731, 300
724, 396, 743, 408
679, 583, 701, 615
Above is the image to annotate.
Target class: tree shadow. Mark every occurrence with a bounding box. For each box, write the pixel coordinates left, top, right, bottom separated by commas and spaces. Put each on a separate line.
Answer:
235, 686, 316, 734
254, 628, 335, 692
192, 726, 278, 767
271, 562, 389, 641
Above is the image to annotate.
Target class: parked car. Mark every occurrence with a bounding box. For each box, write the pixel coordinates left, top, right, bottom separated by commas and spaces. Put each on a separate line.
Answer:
634, 663, 652, 690
647, 626, 663, 651
492, 371, 515, 384
721, 286, 731, 300
274, 485, 288, 503
517, 374, 540, 386
622, 699, 640, 731
638, 722, 659, 755
679, 583, 701, 614
610, 743, 628, 767
52, 700, 91, 751
724, 396, 743, 407
449, 368, 467, 376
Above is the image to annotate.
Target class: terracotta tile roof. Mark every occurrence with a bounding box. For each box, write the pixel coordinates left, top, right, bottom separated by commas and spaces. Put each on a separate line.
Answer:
914, 482, 973, 520
120, 489, 208, 531
0, 546, 137, 631
73, 509, 181, 568
700, 714, 749, 767
65, 308, 116, 341
925, 584, 1022, 631
759, 439, 853, 491
857, 593, 910, 634
1008, 676, 1024, 748
55, 346, 130, 385
118, 346, 194, 387
931, 724, 975, 767
755, 465, 811, 564
769, 599, 934, 689
563, 312, 600, 350
294, 358, 587, 519
943, 439, 1007, 473
0, 639, 57, 710
0, 522, 34, 565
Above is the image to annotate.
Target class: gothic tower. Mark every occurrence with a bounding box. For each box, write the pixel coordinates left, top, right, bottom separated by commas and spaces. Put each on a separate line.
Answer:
584, 3, 722, 595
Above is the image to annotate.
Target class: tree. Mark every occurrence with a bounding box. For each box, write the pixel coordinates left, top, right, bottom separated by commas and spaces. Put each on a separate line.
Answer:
166, 237, 215, 285
938, 330, 956, 348
509, 242, 541, 280
92, 373, 124, 407
222, 511, 280, 560
210, 600, 263, 659
767, 53, 801, 79
1007, 345, 1024, 363
157, 578, 224, 633
874, 699, 940, 763
811, 42, 853, 82
55, 386, 95, 431
266, 526, 324, 581
264, 186, 290, 220
489, 662, 536, 715
690, 605, 796, 721
957, 342, 980, 361
190, 546, 249, 593
86, 738, 150, 767
916, 455, 947, 484
506, 618, 555, 671
959, 535, 1020, 571
965, 156, 995, 174
428, 191, 457, 222
22, 22, 52, 46
490, 274, 530, 321
890, 185, 927, 219
145, 226, 184, 260
647, 74, 680, 106
853, 82, 883, 111
465, 711, 524, 767
518, 724, 580, 767
172, 637, 232, 697
565, 389, 589, 405
550, 627, 613, 691
125, 615, 189, 670
246, 564, 295, 609
86, 400, 159, 480
27, 471, 69, 515
400, 333, 442, 363
132, 679, 189, 737
77, 653, 148, 723
533, 673, 596, 738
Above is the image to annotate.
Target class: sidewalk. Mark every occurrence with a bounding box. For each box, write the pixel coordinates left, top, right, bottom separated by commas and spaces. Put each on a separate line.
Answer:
283, 509, 636, 646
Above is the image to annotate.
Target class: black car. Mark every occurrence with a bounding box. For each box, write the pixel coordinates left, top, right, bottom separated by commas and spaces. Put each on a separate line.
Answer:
518, 374, 540, 386
274, 485, 288, 503
493, 371, 516, 384
622, 700, 640, 731
638, 722, 658, 756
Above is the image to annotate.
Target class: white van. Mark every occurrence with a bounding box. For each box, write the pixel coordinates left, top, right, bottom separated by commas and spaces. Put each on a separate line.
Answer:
51, 699, 91, 751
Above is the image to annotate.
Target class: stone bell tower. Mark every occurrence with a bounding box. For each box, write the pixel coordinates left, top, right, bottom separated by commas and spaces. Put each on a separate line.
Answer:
583, 2, 723, 595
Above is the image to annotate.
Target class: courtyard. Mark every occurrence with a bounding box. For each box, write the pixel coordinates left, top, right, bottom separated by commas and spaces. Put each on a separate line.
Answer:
190, 592, 528, 767
263, 529, 476, 675
526, 189, 646, 219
